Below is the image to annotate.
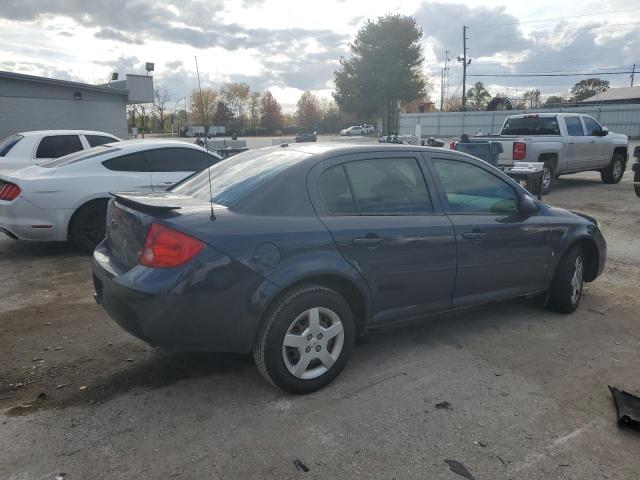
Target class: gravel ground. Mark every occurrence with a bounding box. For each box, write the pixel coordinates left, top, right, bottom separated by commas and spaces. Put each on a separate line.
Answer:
1, 145, 639, 480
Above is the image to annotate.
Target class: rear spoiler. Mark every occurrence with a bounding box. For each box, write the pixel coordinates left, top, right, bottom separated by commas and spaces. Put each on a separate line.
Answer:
111, 192, 199, 211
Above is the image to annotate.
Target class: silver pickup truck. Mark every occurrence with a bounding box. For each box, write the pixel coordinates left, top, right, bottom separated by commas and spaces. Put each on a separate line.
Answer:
474, 113, 629, 193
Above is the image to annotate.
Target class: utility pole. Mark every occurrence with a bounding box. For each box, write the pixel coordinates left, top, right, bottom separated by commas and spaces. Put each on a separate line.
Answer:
440, 68, 445, 110
457, 26, 471, 110
440, 50, 451, 110
632, 63, 636, 87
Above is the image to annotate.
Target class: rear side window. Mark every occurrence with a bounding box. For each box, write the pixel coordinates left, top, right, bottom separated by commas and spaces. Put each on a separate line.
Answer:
433, 159, 518, 214
0, 134, 23, 157
583, 117, 602, 136
145, 148, 215, 172
36, 135, 83, 158
102, 152, 150, 172
564, 116, 585, 136
319, 165, 357, 214
86, 135, 117, 147
343, 158, 432, 215
501, 117, 560, 135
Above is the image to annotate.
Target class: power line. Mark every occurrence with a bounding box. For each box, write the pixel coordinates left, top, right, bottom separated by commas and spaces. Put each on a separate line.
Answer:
470, 22, 640, 41
469, 70, 636, 77
470, 8, 640, 29
473, 53, 640, 67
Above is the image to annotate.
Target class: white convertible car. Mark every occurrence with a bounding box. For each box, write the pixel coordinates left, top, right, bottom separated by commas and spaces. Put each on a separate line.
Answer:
0, 140, 221, 251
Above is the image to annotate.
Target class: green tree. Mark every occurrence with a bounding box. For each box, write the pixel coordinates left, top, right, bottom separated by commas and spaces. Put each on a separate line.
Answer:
465, 82, 491, 110
296, 91, 322, 130
213, 100, 234, 127
260, 91, 284, 132
570, 78, 610, 101
248, 92, 262, 134
222, 82, 251, 130
333, 14, 426, 132
544, 95, 564, 107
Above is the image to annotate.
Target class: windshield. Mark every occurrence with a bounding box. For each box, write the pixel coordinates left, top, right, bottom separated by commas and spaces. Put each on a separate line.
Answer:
0, 134, 23, 157
171, 148, 309, 208
40, 145, 120, 168
501, 116, 560, 135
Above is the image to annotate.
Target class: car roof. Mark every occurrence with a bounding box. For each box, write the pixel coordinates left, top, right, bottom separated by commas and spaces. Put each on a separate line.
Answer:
255, 142, 448, 160
101, 139, 208, 152
17, 130, 121, 137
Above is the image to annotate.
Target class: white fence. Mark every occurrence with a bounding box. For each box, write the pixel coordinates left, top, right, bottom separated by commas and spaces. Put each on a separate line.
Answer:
399, 104, 640, 139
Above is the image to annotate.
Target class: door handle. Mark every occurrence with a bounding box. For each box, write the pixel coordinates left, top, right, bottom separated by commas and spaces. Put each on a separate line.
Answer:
157, 181, 175, 187
462, 230, 486, 241
352, 234, 383, 246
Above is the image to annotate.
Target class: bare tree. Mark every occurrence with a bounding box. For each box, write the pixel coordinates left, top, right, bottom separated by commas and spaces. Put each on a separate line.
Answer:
248, 92, 262, 135
153, 88, 171, 131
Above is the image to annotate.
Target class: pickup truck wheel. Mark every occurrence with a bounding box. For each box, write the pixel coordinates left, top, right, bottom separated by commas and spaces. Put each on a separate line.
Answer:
600, 153, 625, 184
254, 285, 355, 394
540, 163, 554, 194
546, 245, 584, 313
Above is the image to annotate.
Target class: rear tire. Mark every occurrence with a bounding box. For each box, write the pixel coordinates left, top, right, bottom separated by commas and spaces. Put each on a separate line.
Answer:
540, 162, 554, 194
69, 199, 108, 253
600, 153, 625, 184
546, 246, 585, 313
254, 285, 355, 394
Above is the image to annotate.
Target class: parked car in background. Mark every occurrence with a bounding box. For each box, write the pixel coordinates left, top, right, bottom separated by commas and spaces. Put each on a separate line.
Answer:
92, 143, 606, 394
0, 140, 220, 251
295, 132, 317, 143
362, 124, 375, 134
340, 126, 364, 136
0, 130, 121, 173
473, 113, 629, 193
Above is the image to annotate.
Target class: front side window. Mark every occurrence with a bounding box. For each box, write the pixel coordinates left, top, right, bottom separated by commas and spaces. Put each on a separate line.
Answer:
36, 135, 83, 158
343, 158, 432, 215
433, 159, 518, 214
145, 148, 217, 172
564, 116, 585, 136
102, 152, 150, 172
582, 117, 602, 136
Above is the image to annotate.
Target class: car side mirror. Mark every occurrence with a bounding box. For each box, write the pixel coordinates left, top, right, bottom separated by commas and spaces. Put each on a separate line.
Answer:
600, 127, 609, 136
520, 194, 539, 215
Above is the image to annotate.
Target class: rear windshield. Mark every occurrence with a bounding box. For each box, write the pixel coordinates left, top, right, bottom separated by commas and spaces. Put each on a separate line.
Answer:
40, 145, 120, 168
501, 116, 560, 135
0, 134, 23, 157
171, 148, 309, 208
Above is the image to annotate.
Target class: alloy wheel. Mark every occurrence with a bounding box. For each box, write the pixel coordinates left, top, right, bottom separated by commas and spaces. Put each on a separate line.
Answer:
542, 166, 552, 190
613, 158, 623, 180
570, 256, 584, 304
281, 307, 345, 380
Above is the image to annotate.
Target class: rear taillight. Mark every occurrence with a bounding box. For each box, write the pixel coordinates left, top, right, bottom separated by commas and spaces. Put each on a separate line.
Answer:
0, 181, 21, 201
140, 223, 204, 268
513, 142, 526, 161
450, 141, 457, 150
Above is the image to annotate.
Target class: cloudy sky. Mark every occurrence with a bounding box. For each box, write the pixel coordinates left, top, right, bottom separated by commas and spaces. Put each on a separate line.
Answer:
1, 0, 638, 111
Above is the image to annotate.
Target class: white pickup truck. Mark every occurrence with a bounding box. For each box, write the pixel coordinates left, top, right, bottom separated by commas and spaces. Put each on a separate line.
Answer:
474, 113, 629, 193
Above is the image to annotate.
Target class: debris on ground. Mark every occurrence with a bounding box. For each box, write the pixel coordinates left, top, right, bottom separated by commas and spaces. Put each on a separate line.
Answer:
79, 385, 88, 391
444, 459, 475, 480
609, 386, 640, 428
293, 459, 310, 472
435, 401, 451, 410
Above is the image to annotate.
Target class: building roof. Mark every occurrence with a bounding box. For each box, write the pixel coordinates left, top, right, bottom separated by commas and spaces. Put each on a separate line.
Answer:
581, 86, 640, 102
0, 70, 128, 96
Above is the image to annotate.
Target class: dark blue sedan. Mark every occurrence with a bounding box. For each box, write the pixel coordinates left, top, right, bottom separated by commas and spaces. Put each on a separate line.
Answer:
93, 144, 606, 393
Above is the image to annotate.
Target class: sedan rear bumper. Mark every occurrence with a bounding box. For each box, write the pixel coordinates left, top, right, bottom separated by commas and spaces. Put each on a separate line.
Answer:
92, 240, 281, 353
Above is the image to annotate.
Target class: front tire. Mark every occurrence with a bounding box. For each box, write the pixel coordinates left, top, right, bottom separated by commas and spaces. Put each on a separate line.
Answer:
69, 199, 108, 253
254, 285, 355, 394
546, 246, 585, 313
601, 153, 625, 184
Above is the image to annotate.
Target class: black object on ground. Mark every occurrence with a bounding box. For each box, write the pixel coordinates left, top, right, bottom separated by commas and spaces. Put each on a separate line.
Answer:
293, 459, 310, 472
609, 385, 640, 428
435, 401, 451, 410
445, 459, 475, 480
